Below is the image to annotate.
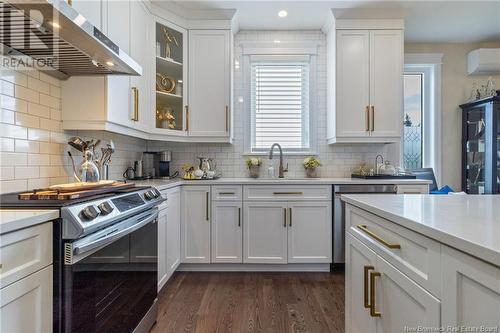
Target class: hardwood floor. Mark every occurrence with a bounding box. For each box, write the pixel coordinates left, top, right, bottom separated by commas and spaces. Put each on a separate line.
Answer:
151, 272, 345, 333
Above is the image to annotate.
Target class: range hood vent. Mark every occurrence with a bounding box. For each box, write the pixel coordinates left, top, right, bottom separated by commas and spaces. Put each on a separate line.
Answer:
0, 0, 142, 79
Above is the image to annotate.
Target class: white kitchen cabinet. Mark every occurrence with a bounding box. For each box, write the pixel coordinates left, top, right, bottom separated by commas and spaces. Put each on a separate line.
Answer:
287, 201, 332, 263
70, 0, 102, 30
327, 22, 403, 144
188, 30, 232, 139
158, 200, 168, 289
211, 201, 242, 263
243, 201, 288, 264
374, 255, 441, 333
345, 233, 377, 333
441, 246, 500, 329
0, 265, 52, 333
181, 186, 211, 263
166, 188, 181, 278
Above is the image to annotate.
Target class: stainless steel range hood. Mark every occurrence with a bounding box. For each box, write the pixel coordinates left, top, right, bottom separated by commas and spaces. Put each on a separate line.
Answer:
0, 0, 142, 79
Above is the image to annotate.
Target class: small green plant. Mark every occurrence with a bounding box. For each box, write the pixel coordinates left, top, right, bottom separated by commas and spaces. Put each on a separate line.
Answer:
245, 157, 262, 168
303, 156, 322, 170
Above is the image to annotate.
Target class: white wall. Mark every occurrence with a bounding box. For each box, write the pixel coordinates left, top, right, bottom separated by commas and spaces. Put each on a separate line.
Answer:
148, 30, 393, 178
405, 42, 500, 190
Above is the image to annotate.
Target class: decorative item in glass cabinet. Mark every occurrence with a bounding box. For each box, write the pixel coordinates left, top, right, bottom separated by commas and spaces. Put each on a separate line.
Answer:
156, 73, 176, 93
245, 157, 262, 178
162, 27, 179, 60
156, 41, 161, 57
156, 107, 176, 129
303, 156, 322, 178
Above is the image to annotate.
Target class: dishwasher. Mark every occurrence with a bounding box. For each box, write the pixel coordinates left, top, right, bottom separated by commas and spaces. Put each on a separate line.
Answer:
332, 184, 397, 269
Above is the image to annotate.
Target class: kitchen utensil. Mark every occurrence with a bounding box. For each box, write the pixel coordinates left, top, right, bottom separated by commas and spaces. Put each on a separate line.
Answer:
134, 160, 143, 178
67, 151, 81, 182
194, 168, 204, 179
68, 137, 87, 152
379, 160, 396, 175
79, 150, 100, 182
198, 157, 211, 172
49, 180, 115, 192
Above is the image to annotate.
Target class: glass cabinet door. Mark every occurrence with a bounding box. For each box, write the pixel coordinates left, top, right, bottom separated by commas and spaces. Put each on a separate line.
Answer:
464, 107, 486, 194
155, 22, 186, 132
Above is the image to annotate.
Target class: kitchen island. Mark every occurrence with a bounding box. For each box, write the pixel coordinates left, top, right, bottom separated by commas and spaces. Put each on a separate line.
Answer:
342, 194, 499, 332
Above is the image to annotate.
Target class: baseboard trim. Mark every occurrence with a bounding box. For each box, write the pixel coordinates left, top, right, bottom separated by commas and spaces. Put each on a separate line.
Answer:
177, 263, 331, 272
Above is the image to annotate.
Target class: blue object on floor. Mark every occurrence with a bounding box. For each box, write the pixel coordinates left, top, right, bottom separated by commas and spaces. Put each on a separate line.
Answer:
430, 185, 454, 195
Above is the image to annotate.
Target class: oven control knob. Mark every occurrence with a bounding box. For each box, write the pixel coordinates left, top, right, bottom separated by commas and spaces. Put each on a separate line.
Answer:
98, 201, 114, 215
80, 205, 99, 221
144, 190, 155, 201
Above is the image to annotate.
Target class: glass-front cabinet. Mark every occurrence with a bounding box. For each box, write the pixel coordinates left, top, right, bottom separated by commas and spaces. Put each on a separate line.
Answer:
460, 90, 500, 194
153, 19, 187, 135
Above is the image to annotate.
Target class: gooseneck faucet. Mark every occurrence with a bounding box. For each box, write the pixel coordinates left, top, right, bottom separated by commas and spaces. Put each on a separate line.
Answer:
269, 143, 288, 178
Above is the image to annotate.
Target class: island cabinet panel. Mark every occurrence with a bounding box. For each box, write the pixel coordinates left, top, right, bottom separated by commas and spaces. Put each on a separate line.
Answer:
287, 201, 332, 263
441, 246, 500, 329
243, 201, 288, 264
181, 186, 211, 263
345, 233, 377, 333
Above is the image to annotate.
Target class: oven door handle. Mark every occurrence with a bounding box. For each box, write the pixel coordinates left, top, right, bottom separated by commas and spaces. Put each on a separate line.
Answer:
73, 211, 159, 255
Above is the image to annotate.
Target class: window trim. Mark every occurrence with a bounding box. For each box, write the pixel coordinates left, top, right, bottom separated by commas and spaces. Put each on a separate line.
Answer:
241, 42, 319, 155
404, 53, 443, 185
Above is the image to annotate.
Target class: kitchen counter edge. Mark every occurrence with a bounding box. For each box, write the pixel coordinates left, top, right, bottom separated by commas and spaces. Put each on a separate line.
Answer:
0, 209, 59, 235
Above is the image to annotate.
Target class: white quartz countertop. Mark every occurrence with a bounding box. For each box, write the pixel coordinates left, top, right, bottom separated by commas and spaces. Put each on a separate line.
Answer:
341, 194, 500, 267
134, 177, 431, 191
0, 209, 59, 235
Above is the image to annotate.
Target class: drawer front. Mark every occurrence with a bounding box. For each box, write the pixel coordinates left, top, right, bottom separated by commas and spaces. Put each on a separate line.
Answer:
0, 222, 53, 288
346, 204, 441, 297
212, 185, 243, 201
244, 185, 332, 201
396, 184, 429, 194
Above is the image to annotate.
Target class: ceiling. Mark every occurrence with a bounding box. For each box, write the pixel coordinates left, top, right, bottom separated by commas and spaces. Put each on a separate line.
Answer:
153, 1, 500, 43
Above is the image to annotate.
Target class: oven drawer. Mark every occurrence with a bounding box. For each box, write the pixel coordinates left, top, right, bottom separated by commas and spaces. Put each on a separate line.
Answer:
346, 204, 441, 297
243, 185, 331, 201
212, 185, 242, 201
0, 222, 52, 288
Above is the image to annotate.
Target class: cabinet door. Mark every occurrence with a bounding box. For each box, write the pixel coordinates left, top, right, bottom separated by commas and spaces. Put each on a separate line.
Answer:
345, 233, 377, 333
441, 246, 500, 329
129, 0, 151, 132
243, 201, 287, 264
71, 0, 102, 29
166, 188, 181, 276
157, 203, 168, 290
374, 255, 441, 333
181, 186, 211, 263
287, 201, 332, 263
0, 265, 52, 333
211, 201, 243, 263
369, 30, 403, 138
188, 30, 231, 137
336, 30, 370, 138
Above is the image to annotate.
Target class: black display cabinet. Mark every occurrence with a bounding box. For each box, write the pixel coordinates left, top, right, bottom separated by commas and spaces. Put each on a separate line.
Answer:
459, 90, 500, 194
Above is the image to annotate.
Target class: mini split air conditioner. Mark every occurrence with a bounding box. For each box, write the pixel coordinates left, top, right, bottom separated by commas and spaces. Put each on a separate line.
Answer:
467, 48, 500, 75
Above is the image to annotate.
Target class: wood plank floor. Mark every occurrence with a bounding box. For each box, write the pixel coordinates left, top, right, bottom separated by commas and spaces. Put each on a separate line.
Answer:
151, 271, 345, 333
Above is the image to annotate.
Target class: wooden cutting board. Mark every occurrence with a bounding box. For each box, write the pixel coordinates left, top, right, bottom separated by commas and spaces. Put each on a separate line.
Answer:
19, 182, 135, 200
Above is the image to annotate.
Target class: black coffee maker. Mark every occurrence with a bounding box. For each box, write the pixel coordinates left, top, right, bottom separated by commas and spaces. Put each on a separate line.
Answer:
155, 151, 177, 179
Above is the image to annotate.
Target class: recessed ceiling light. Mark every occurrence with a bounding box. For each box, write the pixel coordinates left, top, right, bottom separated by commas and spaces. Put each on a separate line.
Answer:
278, 10, 288, 18
105, 61, 114, 67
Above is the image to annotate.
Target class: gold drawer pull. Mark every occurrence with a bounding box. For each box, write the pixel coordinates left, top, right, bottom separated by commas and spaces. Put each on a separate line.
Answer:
369, 105, 375, 132
273, 192, 303, 195
185, 105, 189, 131
370, 271, 381, 317
357, 225, 401, 249
364, 265, 374, 308
219, 192, 235, 195
225, 105, 229, 132
283, 208, 287, 227
365, 106, 370, 132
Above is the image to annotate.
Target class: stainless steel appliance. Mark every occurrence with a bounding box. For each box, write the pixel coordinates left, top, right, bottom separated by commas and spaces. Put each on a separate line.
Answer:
333, 184, 397, 267
1, 0, 142, 79
157, 151, 177, 179
0, 186, 165, 333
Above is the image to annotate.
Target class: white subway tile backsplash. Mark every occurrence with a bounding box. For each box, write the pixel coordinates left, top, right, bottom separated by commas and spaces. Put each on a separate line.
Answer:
0, 179, 28, 193
15, 85, 39, 103
0, 138, 15, 152
28, 128, 51, 142
28, 102, 50, 118
15, 166, 39, 179
28, 153, 50, 166
0, 167, 15, 181
0, 123, 27, 139
39, 93, 60, 109
0, 152, 27, 167
15, 139, 39, 153
1, 80, 15, 96
1, 109, 15, 124
27, 77, 50, 95
0, 69, 28, 87
0, 94, 28, 112
15, 112, 40, 128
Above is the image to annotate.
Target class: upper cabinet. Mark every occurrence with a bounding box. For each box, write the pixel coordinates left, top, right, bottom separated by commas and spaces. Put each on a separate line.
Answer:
326, 19, 404, 144
62, 0, 234, 143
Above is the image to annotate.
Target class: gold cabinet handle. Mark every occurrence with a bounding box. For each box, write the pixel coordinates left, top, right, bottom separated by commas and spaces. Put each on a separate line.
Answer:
364, 265, 374, 308
219, 192, 235, 195
131, 87, 139, 121
357, 225, 401, 249
185, 105, 189, 131
225, 105, 229, 132
289, 207, 292, 227
273, 192, 303, 195
369, 105, 375, 132
205, 191, 209, 221
238, 207, 241, 227
370, 271, 382, 317
283, 208, 287, 227
365, 106, 370, 132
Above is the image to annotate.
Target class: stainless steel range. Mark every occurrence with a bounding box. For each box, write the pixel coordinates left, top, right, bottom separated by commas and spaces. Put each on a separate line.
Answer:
0, 186, 165, 333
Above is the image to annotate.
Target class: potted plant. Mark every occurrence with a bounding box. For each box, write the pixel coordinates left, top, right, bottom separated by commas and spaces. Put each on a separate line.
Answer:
303, 156, 322, 178
245, 157, 262, 178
